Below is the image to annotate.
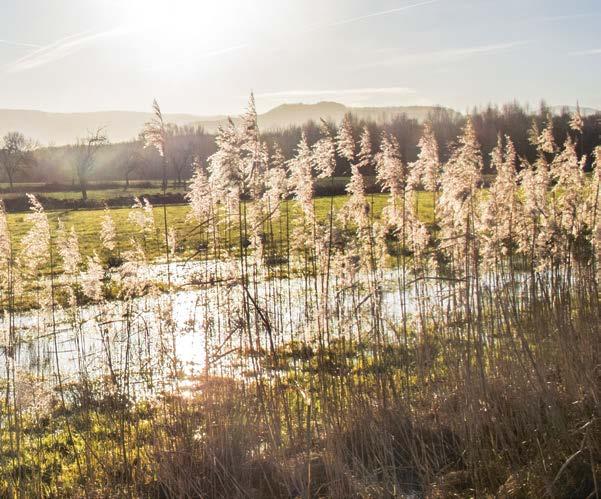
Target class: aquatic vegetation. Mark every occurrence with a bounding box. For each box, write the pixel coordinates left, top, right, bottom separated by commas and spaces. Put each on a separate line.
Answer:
0, 101, 599, 498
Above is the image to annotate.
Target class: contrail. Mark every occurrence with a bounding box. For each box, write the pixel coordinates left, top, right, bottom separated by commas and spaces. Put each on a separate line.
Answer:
0, 38, 42, 49
542, 13, 598, 22
360, 40, 529, 68
147, 0, 437, 74
321, 0, 441, 29
5, 27, 130, 72
2, 0, 440, 73
570, 48, 601, 56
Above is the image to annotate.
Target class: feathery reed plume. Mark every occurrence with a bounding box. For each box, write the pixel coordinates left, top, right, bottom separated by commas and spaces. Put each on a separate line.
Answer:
129, 196, 155, 235
82, 252, 103, 302
187, 158, 214, 223
479, 135, 519, 264
569, 102, 584, 134
550, 137, 586, 242
313, 120, 336, 179
288, 131, 315, 221
264, 144, 289, 208
100, 207, 117, 252
21, 194, 50, 273
0, 201, 11, 274
410, 121, 441, 193
336, 113, 355, 163
142, 100, 166, 158
438, 116, 483, 259
340, 126, 370, 226
208, 119, 243, 209
142, 99, 171, 284
57, 220, 82, 276
539, 113, 557, 154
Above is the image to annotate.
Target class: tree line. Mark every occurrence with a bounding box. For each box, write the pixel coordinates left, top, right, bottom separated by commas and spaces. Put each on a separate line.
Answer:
0, 100, 599, 198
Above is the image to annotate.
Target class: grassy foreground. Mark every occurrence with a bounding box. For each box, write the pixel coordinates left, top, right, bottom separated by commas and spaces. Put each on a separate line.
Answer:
6, 193, 418, 266
1, 293, 598, 498
0, 188, 599, 498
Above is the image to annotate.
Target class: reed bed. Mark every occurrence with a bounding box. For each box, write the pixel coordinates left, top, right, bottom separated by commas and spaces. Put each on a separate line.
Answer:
0, 99, 599, 498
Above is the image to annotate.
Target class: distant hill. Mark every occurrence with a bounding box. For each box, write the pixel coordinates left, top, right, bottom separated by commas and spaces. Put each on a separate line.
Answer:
0, 103, 458, 146
0, 109, 225, 147
2, 102, 598, 147
193, 102, 459, 133
551, 105, 600, 117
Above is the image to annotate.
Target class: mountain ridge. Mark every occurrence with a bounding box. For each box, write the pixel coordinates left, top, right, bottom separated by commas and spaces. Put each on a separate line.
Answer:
194, 102, 461, 133
0, 102, 458, 146
0, 102, 597, 146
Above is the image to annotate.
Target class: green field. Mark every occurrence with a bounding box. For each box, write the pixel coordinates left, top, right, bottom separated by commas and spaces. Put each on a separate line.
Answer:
0, 177, 357, 202
4, 191, 436, 266
0, 182, 186, 200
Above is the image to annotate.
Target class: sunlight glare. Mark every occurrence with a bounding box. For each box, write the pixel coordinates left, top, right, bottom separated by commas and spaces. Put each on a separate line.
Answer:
123, 0, 244, 45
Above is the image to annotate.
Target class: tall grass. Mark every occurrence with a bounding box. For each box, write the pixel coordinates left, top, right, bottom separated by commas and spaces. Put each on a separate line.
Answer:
0, 99, 599, 498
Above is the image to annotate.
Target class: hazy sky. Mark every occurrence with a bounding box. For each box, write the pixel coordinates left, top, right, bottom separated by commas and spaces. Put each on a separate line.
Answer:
0, 0, 600, 115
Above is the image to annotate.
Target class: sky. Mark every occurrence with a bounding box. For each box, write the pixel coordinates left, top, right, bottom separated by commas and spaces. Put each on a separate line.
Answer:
0, 0, 600, 115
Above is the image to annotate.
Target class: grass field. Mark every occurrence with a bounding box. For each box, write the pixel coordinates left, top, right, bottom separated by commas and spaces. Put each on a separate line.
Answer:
0, 184, 186, 201
0, 177, 357, 200
6, 191, 436, 266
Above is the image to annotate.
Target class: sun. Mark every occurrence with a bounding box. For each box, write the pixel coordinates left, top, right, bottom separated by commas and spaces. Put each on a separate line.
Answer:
106, 0, 249, 71
120, 0, 242, 45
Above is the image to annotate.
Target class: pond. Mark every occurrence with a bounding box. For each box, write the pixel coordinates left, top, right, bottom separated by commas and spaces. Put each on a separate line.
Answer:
1, 257, 501, 391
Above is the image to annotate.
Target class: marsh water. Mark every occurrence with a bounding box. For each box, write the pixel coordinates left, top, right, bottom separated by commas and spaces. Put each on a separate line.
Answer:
0, 257, 475, 389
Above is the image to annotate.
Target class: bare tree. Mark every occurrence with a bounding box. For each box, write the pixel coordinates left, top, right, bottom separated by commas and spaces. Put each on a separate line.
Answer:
119, 142, 146, 190
0, 132, 36, 189
73, 129, 108, 200
166, 125, 198, 187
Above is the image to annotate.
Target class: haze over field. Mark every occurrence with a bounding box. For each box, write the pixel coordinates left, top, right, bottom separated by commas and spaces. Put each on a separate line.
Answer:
0, 103, 461, 145
0, 103, 598, 146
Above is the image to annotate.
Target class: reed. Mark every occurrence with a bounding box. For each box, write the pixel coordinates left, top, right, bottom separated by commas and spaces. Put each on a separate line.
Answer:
0, 98, 599, 498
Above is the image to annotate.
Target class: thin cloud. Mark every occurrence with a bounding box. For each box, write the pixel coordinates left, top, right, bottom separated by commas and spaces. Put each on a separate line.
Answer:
570, 48, 601, 56
144, 2, 440, 73
0, 39, 42, 49
542, 13, 599, 22
148, 0, 439, 73
364, 41, 529, 68
256, 87, 416, 98
5, 27, 130, 72
322, 0, 440, 29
